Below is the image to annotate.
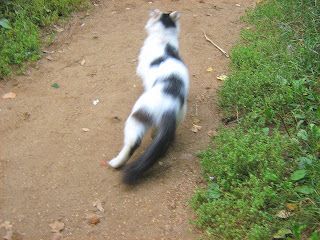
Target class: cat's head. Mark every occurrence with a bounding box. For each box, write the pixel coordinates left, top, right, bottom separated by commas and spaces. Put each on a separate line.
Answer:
145, 9, 180, 36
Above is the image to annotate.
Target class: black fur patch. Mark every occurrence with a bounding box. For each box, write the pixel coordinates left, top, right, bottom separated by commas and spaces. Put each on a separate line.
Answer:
132, 109, 153, 125
150, 44, 181, 68
150, 56, 166, 67
162, 75, 185, 105
165, 44, 180, 61
160, 13, 176, 28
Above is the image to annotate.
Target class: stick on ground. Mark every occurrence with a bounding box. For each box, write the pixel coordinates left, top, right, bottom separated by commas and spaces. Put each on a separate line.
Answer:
203, 31, 229, 58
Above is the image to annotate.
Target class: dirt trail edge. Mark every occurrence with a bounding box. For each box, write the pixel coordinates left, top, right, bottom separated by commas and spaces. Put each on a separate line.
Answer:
1, 1, 254, 239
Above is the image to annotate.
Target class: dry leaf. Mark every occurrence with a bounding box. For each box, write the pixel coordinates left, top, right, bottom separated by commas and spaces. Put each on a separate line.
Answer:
46, 56, 53, 61
208, 129, 219, 137
86, 214, 101, 225
56, 27, 64, 33
93, 200, 105, 213
191, 124, 202, 133
286, 203, 298, 211
206, 67, 213, 72
49, 220, 65, 233
100, 160, 107, 167
82, 128, 89, 132
80, 59, 86, 66
276, 210, 292, 219
2, 92, 16, 99
217, 74, 228, 81
193, 118, 201, 124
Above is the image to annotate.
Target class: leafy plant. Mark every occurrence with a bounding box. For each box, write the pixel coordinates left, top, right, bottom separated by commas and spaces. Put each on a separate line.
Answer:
193, 0, 320, 238
0, 0, 92, 79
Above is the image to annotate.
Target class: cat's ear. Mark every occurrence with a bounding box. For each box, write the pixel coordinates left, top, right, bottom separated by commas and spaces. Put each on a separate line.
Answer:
169, 11, 180, 21
150, 9, 162, 20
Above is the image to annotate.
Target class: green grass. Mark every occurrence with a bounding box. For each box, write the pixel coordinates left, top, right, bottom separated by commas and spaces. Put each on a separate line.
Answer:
192, 0, 320, 239
0, 0, 92, 78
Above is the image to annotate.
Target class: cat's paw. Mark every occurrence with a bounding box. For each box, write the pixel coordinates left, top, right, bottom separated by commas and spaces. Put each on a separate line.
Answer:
109, 158, 122, 168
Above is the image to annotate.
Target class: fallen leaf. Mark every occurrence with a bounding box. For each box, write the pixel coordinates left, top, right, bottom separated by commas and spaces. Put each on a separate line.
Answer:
191, 124, 202, 133
80, 59, 86, 66
93, 200, 105, 213
208, 129, 219, 137
49, 220, 65, 233
82, 128, 89, 132
217, 74, 228, 81
206, 67, 213, 72
286, 203, 298, 211
56, 27, 64, 33
193, 118, 201, 124
276, 210, 292, 219
2, 92, 16, 99
46, 56, 53, 61
100, 160, 107, 167
86, 214, 101, 225
51, 83, 59, 88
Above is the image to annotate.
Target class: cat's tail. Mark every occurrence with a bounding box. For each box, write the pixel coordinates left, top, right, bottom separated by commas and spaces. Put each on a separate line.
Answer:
123, 110, 176, 185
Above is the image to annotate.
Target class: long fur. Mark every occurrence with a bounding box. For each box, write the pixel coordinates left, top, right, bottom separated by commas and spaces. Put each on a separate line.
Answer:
123, 111, 176, 184
109, 10, 189, 185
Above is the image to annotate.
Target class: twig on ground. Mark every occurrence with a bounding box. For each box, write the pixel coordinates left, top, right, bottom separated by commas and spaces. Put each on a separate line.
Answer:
203, 30, 229, 58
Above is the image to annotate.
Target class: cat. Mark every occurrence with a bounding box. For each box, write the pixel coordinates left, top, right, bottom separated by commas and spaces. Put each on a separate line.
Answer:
109, 9, 189, 185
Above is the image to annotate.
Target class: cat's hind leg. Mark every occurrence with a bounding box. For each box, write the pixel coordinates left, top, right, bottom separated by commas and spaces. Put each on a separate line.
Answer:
109, 109, 152, 168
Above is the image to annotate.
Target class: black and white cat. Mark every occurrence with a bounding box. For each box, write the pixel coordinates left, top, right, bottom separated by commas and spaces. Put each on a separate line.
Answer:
109, 9, 189, 184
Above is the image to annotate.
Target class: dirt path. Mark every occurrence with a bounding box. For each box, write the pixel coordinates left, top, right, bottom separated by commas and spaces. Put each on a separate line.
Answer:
1, 1, 254, 239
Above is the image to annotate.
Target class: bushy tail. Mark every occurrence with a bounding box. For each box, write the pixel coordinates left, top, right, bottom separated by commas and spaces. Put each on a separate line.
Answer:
123, 111, 176, 185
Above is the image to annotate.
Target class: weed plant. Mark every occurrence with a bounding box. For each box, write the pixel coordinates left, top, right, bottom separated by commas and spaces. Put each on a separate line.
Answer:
0, 0, 91, 78
192, 0, 320, 239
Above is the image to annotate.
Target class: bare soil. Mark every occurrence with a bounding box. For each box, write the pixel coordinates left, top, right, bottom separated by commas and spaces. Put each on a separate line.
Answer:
0, 0, 254, 239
